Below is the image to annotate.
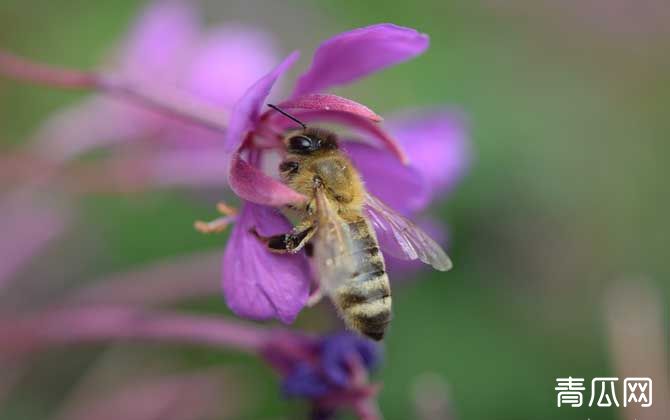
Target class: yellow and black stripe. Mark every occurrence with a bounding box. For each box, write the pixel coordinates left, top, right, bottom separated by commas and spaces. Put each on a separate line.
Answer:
334, 218, 392, 341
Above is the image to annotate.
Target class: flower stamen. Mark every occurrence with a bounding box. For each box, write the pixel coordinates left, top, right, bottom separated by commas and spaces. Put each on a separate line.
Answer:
216, 201, 237, 216
194, 215, 235, 234
194, 202, 238, 234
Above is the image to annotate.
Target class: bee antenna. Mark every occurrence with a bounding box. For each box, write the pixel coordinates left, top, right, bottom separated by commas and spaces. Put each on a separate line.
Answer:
267, 104, 307, 129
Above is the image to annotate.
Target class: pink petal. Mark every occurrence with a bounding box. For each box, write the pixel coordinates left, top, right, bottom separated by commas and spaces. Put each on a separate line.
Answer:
273, 110, 408, 164
387, 109, 471, 197
222, 203, 310, 324
31, 96, 155, 163
0, 306, 267, 352
0, 190, 70, 290
293, 23, 429, 97
58, 372, 225, 420
224, 51, 300, 154
144, 146, 229, 187
185, 26, 280, 109
343, 142, 428, 214
118, 0, 199, 81
71, 251, 221, 306
228, 153, 306, 207
276, 94, 381, 122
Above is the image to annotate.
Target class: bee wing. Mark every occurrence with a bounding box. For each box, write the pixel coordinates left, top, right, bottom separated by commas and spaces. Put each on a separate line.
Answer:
364, 193, 453, 271
312, 186, 359, 294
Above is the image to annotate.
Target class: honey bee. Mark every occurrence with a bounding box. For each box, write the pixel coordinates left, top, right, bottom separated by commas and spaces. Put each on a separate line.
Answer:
253, 105, 452, 341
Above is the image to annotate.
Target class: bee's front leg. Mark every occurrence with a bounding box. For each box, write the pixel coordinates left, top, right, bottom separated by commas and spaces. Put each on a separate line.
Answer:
251, 223, 315, 254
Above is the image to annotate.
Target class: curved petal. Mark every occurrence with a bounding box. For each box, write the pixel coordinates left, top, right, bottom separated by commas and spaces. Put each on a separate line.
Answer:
276, 94, 381, 122
342, 142, 427, 214
387, 109, 471, 197
145, 146, 229, 187
31, 96, 152, 163
224, 51, 300, 154
293, 24, 429, 97
222, 203, 310, 323
65, 146, 230, 193
185, 26, 280, 109
118, 0, 199, 80
228, 153, 306, 206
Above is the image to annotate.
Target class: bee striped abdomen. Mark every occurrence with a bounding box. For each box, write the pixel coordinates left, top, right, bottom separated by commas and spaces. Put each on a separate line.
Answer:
335, 218, 392, 341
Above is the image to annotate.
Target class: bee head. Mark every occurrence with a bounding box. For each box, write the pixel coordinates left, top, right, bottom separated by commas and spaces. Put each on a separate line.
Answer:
267, 104, 338, 155
285, 128, 338, 155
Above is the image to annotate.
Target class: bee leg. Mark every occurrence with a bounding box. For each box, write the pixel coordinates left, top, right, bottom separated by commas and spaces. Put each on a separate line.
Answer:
304, 242, 314, 258
288, 220, 317, 252
306, 287, 324, 307
251, 226, 315, 254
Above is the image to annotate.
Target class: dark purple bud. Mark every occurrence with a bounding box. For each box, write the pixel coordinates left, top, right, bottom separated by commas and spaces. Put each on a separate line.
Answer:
282, 362, 331, 399
321, 333, 380, 387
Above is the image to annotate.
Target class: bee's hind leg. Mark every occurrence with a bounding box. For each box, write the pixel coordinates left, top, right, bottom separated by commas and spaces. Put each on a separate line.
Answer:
251, 224, 315, 254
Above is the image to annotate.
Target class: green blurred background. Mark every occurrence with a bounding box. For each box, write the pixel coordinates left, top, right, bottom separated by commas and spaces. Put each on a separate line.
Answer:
1, 0, 668, 419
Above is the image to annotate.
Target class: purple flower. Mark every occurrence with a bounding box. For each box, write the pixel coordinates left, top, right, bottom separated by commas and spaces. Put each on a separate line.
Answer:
367, 110, 470, 275
57, 371, 228, 420
31, 0, 278, 188
218, 24, 469, 323
262, 331, 382, 419
222, 203, 311, 323
0, 303, 382, 419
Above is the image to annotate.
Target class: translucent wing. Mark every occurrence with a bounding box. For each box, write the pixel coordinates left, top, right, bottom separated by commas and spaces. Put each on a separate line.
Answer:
312, 186, 359, 293
364, 193, 452, 271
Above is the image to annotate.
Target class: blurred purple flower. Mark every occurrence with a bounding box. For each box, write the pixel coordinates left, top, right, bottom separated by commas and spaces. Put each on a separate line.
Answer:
1, 10, 469, 327
219, 24, 469, 323
382, 109, 471, 211
0, 188, 70, 291
0, 304, 382, 419
57, 371, 230, 420
363, 110, 470, 275
263, 331, 382, 419
31, 0, 278, 188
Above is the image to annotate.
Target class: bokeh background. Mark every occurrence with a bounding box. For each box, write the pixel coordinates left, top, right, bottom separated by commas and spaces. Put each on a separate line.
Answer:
1, 0, 669, 419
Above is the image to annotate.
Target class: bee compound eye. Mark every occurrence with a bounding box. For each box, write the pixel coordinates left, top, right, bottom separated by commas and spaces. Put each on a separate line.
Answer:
288, 135, 313, 152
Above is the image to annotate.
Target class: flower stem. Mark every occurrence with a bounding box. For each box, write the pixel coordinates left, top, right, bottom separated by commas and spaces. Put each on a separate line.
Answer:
97, 74, 229, 132
0, 306, 269, 354
69, 251, 221, 306
0, 50, 228, 132
0, 51, 97, 89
